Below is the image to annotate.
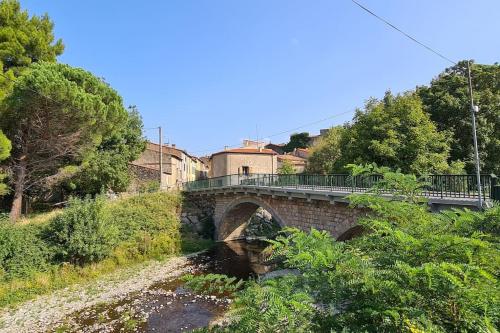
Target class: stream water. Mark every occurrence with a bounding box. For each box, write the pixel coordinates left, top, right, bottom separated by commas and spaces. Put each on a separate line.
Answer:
52, 240, 270, 333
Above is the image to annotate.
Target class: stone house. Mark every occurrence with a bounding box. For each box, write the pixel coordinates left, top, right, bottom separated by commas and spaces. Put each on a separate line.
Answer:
130, 142, 208, 190
277, 154, 307, 173
209, 148, 278, 178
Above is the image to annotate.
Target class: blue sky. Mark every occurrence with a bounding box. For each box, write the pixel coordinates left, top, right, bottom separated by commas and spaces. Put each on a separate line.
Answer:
22, 0, 500, 156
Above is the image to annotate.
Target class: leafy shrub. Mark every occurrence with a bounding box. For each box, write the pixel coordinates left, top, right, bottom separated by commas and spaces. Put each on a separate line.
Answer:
204, 168, 499, 332
0, 223, 50, 279
46, 196, 118, 265
182, 273, 244, 295
106, 192, 181, 242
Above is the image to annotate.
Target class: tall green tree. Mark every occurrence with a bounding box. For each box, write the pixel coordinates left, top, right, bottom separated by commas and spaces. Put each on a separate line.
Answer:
0, 62, 128, 220
418, 60, 500, 174
343, 91, 456, 174
0, 130, 10, 195
0, 0, 63, 101
307, 126, 345, 174
68, 106, 146, 195
284, 132, 310, 153
0, 0, 63, 74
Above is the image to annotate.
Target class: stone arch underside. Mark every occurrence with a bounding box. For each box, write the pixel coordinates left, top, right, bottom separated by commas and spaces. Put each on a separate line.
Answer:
213, 194, 365, 241
216, 196, 285, 241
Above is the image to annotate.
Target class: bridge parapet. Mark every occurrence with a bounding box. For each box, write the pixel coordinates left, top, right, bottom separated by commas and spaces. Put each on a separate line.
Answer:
185, 173, 495, 208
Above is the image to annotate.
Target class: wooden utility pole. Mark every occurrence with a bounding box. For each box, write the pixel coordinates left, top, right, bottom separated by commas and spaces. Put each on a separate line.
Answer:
159, 126, 164, 189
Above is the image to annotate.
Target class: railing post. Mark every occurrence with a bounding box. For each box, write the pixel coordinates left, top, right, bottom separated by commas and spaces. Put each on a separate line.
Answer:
490, 175, 499, 201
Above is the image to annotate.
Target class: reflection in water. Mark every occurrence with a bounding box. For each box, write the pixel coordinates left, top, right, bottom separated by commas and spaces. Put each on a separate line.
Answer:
54, 240, 270, 333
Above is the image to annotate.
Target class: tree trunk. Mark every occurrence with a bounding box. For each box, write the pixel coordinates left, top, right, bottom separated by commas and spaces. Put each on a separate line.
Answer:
10, 159, 26, 221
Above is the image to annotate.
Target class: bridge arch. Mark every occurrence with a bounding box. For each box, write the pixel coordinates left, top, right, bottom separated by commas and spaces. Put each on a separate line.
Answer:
216, 196, 285, 241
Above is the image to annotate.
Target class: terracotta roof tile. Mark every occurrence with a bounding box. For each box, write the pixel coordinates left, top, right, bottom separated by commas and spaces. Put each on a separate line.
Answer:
211, 148, 278, 157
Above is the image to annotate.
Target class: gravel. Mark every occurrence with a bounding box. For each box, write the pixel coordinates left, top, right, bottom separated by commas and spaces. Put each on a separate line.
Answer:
0, 255, 199, 333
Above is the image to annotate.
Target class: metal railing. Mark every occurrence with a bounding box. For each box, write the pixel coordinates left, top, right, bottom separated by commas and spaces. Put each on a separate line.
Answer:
183, 173, 497, 200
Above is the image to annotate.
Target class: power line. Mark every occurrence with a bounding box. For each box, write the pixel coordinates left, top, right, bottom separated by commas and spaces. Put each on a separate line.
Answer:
351, 0, 457, 65
186, 108, 356, 155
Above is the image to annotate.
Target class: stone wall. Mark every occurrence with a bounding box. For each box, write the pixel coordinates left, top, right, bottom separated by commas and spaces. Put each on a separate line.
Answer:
213, 193, 367, 241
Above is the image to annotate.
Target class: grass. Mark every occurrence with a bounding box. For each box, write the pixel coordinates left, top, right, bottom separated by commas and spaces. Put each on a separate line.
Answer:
0, 192, 215, 309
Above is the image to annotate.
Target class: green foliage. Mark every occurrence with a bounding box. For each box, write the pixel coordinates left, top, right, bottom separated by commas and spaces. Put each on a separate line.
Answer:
346, 163, 428, 203
0, 223, 50, 279
277, 159, 296, 175
0, 62, 131, 218
136, 180, 160, 194
418, 61, 500, 174
46, 196, 118, 265
182, 273, 244, 295
345, 91, 453, 174
0, 129, 10, 195
307, 126, 345, 174
0, 130, 9, 161
70, 106, 146, 195
0, 192, 190, 307
0, 0, 63, 75
284, 132, 310, 153
207, 276, 317, 333
207, 170, 499, 332
105, 192, 181, 242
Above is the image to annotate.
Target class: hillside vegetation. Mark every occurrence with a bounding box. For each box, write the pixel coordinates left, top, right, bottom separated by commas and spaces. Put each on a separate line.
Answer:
0, 192, 208, 308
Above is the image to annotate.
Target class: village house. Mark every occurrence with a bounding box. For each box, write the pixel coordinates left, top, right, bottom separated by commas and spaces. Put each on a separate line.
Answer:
130, 142, 208, 190
277, 154, 307, 173
209, 147, 278, 178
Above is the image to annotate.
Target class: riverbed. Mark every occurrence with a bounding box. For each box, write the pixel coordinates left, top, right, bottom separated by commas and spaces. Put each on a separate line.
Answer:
9, 240, 269, 333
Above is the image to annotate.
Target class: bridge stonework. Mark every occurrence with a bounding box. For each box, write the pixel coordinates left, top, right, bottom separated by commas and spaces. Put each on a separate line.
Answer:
210, 193, 366, 241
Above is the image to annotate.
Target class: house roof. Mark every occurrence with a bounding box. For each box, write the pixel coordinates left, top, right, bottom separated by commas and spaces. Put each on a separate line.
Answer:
277, 154, 306, 162
146, 142, 183, 160
211, 148, 278, 157
129, 161, 172, 174
277, 154, 307, 165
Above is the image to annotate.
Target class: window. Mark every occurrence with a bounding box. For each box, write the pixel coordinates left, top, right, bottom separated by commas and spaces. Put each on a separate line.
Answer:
242, 166, 250, 176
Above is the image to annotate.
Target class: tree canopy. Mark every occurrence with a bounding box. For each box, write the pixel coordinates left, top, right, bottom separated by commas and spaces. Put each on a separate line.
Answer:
68, 106, 146, 195
0, 130, 10, 195
0, 0, 63, 74
0, 62, 130, 219
284, 132, 310, 153
307, 126, 345, 174
344, 91, 455, 174
418, 61, 500, 174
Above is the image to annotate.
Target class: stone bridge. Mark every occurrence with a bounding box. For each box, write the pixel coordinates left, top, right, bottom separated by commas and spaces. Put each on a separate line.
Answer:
187, 186, 375, 241
184, 173, 493, 241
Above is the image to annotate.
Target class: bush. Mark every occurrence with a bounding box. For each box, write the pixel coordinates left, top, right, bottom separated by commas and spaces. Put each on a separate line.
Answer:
106, 192, 182, 242
0, 223, 50, 279
204, 168, 500, 332
46, 196, 118, 265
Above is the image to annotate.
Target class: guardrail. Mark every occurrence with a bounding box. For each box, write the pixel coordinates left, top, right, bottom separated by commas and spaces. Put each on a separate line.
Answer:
183, 173, 497, 200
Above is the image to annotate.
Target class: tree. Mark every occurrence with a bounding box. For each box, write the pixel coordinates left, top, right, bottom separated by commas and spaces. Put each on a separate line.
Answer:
0, 0, 63, 74
418, 60, 500, 174
0, 130, 10, 195
68, 106, 146, 195
0, 62, 129, 220
307, 126, 345, 174
284, 132, 310, 153
0, 0, 63, 101
343, 91, 455, 174
277, 160, 295, 175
